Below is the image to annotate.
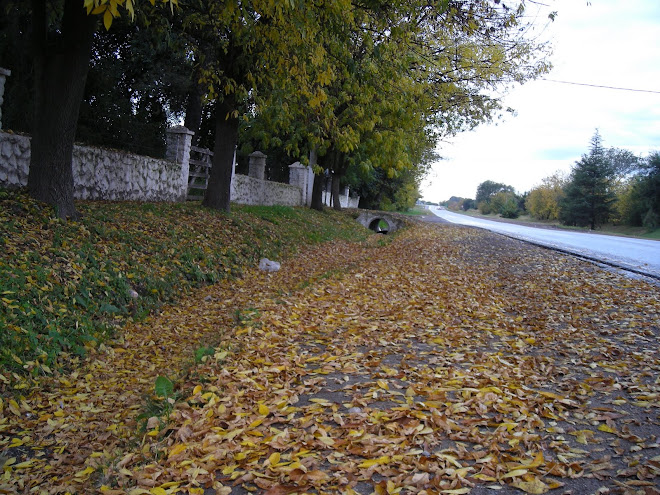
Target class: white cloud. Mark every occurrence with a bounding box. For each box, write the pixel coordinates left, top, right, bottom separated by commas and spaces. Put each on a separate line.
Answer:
421, 0, 660, 202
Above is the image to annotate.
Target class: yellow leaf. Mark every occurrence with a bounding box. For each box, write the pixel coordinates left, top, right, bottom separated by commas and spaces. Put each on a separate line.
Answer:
268, 452, 281, 466
318, 436, 335, 446
222, 464, 237, 475
258, 403, 270, 416
473, 474, 497, 482
103, 8, 113, 30
192, 384, 202, 395
569, 429, 592, 445
598, 424, 617, 434
150, 488, 168, 495
502, 468, 528, 479
223, 428, 243, 441
537, 391, 566, 400
507, 452, 544, 471
75, 466, 95, 478
529, 452, 544, 468
249, 418, 264, 428
358, 456, 389, 468
511, 478, 550, 494
168, 444, 186, 458
441, 489, 471, 494
8, 399, 21, 416
377, 379, 389, 390
437, 454, 462, 468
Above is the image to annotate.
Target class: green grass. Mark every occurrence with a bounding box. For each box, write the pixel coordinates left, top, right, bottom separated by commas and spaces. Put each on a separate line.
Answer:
398, 205, 429, 216
0, 190, 371, 389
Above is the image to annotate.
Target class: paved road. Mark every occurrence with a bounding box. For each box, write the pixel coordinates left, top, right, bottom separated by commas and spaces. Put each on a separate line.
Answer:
421, 207, 660, 279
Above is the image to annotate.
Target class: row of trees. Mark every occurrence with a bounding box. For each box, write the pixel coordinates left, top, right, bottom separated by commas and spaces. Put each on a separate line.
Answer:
450, 132, 659, 231
442, 181, 524, 218
1, 0, 552, 218
527, 131, 659, 230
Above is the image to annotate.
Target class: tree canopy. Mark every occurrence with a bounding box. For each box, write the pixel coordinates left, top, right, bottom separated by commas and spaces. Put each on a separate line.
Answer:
242, 0, 551, 210
1, 0, 552, 216
476, 180, 516, 205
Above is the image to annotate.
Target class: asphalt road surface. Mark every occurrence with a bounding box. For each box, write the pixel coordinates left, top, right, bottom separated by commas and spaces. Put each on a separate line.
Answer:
422, 207, 660, 280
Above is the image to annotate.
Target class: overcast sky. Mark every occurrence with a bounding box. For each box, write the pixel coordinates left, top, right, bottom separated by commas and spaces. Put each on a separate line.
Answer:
420, 0, 660, 203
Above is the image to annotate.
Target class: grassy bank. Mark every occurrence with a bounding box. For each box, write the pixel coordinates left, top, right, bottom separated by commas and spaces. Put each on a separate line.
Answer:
456, 208, 660, 240
0, 190, 370, 390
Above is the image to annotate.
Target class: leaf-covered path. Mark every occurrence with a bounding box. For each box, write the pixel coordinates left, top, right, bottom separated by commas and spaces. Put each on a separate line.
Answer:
3, 223, 660, 494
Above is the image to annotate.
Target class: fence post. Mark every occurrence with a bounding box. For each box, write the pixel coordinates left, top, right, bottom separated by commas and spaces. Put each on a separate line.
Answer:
0, 68, 11, 130
248, 151, 267, 180
166, 126, 195, 201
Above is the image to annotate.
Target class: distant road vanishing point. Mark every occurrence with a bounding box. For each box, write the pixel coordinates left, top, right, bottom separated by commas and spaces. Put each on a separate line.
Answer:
422, 207, 660, 280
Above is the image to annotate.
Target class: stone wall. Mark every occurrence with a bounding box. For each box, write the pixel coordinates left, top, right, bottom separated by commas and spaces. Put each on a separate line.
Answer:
231, 174, 302, 206
0, 124, 358, 209
0, 132, 30, 187
0, 131, 188, 201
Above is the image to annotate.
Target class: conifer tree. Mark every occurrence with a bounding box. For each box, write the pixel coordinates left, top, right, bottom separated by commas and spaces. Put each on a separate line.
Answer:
560, 131, 617, 230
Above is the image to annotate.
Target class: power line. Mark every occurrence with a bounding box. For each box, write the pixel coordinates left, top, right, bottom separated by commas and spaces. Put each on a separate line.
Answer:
541, 78, 660, 94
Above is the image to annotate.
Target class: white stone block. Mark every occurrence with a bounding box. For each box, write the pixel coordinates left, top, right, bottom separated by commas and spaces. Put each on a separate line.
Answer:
1, 140, 12, 158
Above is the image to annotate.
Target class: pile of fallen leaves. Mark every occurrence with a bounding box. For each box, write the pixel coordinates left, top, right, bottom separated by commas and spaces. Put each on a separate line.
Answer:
0, 190, 368, 390
2, 216, 660, 494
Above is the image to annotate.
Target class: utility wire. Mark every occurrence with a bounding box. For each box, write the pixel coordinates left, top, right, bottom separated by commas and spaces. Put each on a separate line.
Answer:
541, 78, 660, 95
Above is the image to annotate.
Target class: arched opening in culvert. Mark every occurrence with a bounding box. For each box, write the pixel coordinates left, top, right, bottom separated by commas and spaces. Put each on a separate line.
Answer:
368, 218, 390, 234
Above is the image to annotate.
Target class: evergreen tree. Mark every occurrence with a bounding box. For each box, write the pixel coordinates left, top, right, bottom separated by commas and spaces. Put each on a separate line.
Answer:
560, 131, 617, 230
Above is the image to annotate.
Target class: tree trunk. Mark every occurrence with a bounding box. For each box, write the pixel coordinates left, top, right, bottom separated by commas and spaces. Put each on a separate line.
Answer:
203, 96, 238, 213
27, 0, 97, 219
184, 80, 204, 146
311, 172, 324, 211
329, 149, 346, 211
331, 173, 342, 211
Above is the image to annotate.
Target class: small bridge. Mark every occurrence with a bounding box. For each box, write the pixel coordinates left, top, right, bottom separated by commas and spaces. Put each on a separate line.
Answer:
356, 212, 404, 234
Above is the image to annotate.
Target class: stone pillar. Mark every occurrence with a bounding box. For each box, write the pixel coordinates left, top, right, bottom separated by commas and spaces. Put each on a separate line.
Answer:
248, 151, 267, 180
289, 161, 309, 206
0, 68, 11, 130
165, 126, 195, 201
166, 126, 194, 164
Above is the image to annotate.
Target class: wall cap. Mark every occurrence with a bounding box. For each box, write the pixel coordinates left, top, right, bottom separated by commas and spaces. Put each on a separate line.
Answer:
166, 125, 195, 136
